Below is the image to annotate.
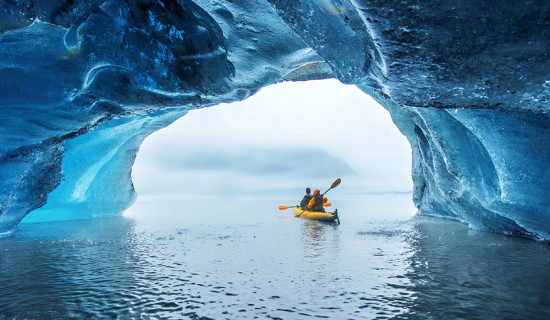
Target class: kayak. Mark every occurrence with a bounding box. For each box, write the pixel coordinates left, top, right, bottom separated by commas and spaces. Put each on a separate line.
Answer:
294, 207, 340, 224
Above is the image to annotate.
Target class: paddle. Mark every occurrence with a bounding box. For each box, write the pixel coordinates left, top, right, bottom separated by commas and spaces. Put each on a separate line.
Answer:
297, 178, 341, 217
279, 203, 331, 210
322, 178, 341, 196
278, 205, 298, 210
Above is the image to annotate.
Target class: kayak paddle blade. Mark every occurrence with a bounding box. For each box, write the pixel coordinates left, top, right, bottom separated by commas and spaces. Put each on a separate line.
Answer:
330, 178, 341, 189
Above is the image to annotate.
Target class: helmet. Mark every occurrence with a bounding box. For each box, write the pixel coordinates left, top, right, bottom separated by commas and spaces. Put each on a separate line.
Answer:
313, 189, 320, 196
306, 187, 311, 194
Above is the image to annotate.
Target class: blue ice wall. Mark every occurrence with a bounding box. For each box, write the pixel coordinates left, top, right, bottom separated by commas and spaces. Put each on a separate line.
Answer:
22, 108, 188, 223
408, 108, 550, 239
1, 0, 549, 240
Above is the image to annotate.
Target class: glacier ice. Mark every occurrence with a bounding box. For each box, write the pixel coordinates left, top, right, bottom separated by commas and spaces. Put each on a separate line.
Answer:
22, 108, 189, 223
1, 0, 549, 240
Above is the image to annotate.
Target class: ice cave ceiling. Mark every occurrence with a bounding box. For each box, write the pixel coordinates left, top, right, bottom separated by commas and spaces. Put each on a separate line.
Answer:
0, 0, 549, 240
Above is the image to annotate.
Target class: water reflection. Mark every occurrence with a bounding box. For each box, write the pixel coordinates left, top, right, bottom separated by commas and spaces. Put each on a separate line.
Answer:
0, 217, 146, 318
400, 216, 550, 320
1, 196, 549, 319
301, 220, 340, 259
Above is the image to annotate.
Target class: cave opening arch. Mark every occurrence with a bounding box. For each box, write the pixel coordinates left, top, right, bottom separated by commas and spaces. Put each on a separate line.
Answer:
129, 79, 414, 205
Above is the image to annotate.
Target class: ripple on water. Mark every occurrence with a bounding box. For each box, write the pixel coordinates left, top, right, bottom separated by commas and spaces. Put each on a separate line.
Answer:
1, 198, 550, 319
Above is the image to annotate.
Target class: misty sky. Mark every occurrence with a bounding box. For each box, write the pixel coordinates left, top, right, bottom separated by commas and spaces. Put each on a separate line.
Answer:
132, 79, 412, 197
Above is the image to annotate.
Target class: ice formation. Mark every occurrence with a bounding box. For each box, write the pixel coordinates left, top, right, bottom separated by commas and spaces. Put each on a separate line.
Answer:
1, 0, 549, 240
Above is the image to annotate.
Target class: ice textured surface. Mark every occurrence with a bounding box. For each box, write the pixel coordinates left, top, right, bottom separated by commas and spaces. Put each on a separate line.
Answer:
1, 0, 549, 240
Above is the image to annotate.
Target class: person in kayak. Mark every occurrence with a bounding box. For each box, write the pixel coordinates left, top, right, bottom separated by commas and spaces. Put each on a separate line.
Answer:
307, 189, 328, 212
300, 188, 312, 210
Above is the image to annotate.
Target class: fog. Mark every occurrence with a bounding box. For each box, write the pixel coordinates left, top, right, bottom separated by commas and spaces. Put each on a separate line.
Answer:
132, 79, 412, 197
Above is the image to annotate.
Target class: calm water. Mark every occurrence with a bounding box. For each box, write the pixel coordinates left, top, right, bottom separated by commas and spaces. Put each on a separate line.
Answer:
1, 194, 549, 319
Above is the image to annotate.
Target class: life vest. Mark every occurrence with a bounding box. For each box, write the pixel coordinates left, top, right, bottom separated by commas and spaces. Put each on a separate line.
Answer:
313, 194, 324, 211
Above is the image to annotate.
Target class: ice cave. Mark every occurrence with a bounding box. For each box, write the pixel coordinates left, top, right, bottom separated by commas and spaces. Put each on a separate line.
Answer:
0, 0, 549, 240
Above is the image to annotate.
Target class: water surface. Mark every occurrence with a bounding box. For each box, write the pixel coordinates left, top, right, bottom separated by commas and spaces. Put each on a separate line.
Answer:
1, 194, 549, 319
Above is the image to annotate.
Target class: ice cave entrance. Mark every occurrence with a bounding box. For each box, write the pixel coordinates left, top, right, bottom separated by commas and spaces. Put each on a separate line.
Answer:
131, 79, 413, 202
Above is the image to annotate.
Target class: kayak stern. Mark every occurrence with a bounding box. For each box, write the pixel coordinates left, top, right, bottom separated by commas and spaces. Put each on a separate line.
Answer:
294, 207, 340, 224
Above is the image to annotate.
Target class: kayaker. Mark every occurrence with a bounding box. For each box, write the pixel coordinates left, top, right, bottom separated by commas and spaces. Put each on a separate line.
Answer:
307, 189, 327, 212
300, 188, 312, 210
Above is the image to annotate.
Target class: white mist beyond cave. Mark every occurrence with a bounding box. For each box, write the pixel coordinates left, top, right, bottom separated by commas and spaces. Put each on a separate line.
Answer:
130, 80, 413, 198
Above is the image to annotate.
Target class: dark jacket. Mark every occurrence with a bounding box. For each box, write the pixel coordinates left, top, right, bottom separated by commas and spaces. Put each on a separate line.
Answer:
300, 193, 312, 209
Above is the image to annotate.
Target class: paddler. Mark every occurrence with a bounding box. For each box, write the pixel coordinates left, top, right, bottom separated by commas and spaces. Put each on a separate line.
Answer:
300, 188, 313, 210
307, 189, 328, 212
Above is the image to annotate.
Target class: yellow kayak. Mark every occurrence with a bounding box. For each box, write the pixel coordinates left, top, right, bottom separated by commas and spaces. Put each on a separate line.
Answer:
294, 207, 340, 224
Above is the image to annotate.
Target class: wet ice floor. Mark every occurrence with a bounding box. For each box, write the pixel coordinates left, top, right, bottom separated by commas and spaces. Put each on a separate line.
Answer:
1, 194, 549, 319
